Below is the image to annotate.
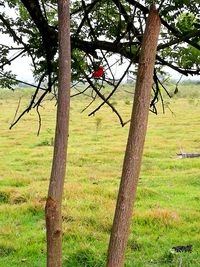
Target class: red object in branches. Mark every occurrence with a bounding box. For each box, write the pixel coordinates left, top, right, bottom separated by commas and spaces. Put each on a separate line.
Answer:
92, 66, 104, 78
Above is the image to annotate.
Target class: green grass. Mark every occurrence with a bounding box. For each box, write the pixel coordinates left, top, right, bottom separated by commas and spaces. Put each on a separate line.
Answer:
0, 84, 200, 266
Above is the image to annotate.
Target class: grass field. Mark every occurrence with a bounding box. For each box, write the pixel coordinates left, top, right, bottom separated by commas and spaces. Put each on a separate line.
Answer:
0, 83, 200, 266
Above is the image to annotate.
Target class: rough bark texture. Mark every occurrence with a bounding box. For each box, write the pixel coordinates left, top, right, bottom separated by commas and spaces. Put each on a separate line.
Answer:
107, 5, 161, 267
45, 1, 71, 267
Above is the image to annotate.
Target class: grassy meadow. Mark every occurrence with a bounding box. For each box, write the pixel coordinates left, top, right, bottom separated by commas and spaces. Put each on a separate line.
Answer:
0, 83, 200, 266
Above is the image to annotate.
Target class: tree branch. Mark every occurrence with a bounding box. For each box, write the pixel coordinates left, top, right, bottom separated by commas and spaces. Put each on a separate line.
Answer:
9, 72, 46, 129
88, 60, 133, 117
71, 37, 139, 61
0, 49, 25, 69
157, 29, 200, 50
156, 55, 200, 76
125, 0, 200, 50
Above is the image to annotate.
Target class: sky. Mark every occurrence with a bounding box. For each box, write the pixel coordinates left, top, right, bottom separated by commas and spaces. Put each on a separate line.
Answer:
0, 4, 34, 83
0, 33, 34, 82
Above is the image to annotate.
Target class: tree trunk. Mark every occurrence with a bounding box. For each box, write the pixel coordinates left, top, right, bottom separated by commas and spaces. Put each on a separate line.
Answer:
107, 5, 160, 267
45, 1, 71, 267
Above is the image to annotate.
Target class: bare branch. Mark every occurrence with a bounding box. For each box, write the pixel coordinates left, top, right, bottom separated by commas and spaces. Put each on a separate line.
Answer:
160, 18, 200, 51
36, 105, 42, 136
70, 85, 90, 98
156, 55, 200, 76
157, 29, 200, 50
9, 72, 46, 129
0, 14, 36, 68
71, 0, 100, 16
0, 71, 46, 90
10, 97, 22, 126
174, 75, 183, 94
0, 49, 25, 69
88, 60, 133, 117
84, 72, 125, 126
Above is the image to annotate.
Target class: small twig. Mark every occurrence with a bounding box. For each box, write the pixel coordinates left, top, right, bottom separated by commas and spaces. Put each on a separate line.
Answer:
150, 69, 160, 109
33, 89, 49, 109
122, 119, 131, 127
88, 60, 132, 117
166, 104, 175, 116
82, 0, 97, 41
174, 75, 183, 94
81, 97, 96, 113
158, 86, 165, 114
0, 71, 46, 90
9, 73, 46, 129
100, 50, 115, 83
84, 72, 125, 126
150, 86, 158, 114
44, 2, 57, 12
75, 0, 98, 37
31, 72, 47, 103
41, 0, 48, 21
124, 89, 133, 95
157, 75, 171, 98
158, 0, 165, 12
9, 106, 29, 129
10, 97, 21, 126
0, 14, 37, 69
71, 85, 90, 98
70, 0, 99, 16
33, 76, 57, 108
36, 106, 42, 136
0, 49, 25, 69
0, 44, 25, 50
156, 55, 200, 76
71, 80, 83, 89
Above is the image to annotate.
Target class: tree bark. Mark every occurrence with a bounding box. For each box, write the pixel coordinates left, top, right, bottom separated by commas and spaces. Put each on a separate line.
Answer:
107, 5, 160, 267
45, 1, 71, 267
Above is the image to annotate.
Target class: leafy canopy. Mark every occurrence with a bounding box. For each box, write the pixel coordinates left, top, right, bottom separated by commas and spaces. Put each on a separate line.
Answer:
0, 0, 199, 126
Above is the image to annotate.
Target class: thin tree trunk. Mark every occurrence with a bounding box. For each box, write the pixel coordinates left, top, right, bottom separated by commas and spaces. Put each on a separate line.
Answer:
107, 5, 160, 267
45, 1, 71, 267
